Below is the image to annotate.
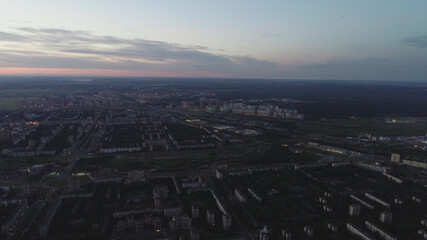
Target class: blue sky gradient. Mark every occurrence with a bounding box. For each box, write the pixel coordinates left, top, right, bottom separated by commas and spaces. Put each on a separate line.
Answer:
0, 1, 426, 80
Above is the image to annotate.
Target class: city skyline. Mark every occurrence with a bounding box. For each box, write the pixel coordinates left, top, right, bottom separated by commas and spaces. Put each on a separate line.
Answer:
1, 1, 427, 81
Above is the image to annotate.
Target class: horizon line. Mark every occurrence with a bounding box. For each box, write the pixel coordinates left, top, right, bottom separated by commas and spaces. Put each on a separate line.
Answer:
0, 75, 426, 83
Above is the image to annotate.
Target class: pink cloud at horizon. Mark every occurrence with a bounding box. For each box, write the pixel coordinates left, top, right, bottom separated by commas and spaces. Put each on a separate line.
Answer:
0, 68, 237, 78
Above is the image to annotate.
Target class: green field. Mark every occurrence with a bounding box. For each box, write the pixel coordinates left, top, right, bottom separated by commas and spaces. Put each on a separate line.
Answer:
296, 117, 427, 137
0, 98, 21, 110
0, 156, 70, 170
0, 87, 46, 110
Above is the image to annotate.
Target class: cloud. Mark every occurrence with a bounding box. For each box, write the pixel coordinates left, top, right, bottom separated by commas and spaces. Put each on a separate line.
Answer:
260, 33, 281, 37
230, 56, 278, 68
0, 31, 26, 41
292, 58, 427, 81
3, 27, 424, 80
0, 27, 281, 77
403, 34, 427, 48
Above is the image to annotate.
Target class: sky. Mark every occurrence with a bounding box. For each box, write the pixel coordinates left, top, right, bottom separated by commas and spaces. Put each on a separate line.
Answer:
0, 1, 426, 81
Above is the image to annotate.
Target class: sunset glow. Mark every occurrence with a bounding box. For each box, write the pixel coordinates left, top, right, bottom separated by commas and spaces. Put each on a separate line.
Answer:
0, 68, 236, 78
0, 0, 426, 80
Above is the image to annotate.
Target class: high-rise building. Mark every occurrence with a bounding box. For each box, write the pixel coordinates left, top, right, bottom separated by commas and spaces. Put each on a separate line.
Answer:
304, 226, 314, 237
349, 204, 361, 216
259, 225, 269, 240
192, 204, 199, 219
207, 210, 215, 226
182, 101, 194, 109
222, 214, 232, 230
153, 185, 168, 209
127, 170, 145, 183
380, 211, 392, 224
216, 169, 224, 179
235, 188, 247, 203
391, 153, 400, 163
153, 185, 168, 200
282, 229, 292, 240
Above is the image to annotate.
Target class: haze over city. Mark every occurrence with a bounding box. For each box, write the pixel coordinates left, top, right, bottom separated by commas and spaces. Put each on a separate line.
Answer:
1, 1, 427, 80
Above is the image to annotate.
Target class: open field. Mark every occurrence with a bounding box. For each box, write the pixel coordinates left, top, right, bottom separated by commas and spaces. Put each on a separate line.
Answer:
0, 88, 43, 110
74, 140, 311, 174
296, 117, 427, 137
0, 86, 60, 110
0, 98, 21, 110
0, 156, 70, 170
171, 108, 427, 137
